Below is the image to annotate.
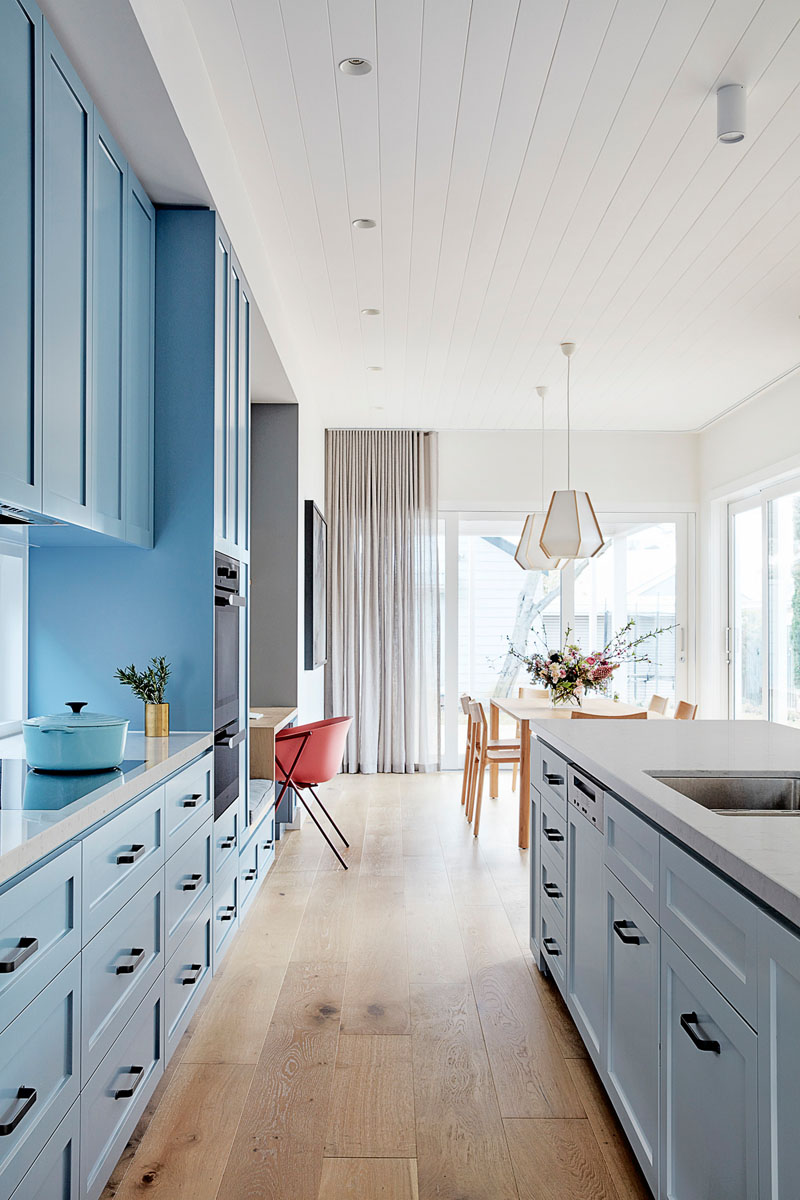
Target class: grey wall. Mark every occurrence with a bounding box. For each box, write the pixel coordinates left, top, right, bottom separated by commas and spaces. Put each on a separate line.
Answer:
250, 404, 299, 706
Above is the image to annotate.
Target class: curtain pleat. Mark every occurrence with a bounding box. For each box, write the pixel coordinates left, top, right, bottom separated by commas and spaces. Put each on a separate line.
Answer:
325, 429, 440, 773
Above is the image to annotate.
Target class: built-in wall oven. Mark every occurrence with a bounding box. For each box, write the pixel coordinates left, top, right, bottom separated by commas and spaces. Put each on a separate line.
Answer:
214, 552, 245, 819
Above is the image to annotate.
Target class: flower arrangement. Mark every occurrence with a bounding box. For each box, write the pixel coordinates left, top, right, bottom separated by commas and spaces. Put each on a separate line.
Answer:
508, 619, 674, 706
114, 656, 171, 705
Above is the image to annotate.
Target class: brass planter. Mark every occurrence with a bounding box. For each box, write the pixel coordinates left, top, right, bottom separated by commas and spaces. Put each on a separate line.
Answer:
145, 702, 169, 738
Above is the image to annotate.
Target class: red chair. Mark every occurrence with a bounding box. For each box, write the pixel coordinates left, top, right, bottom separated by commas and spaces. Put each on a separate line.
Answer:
274, 717, 353, 869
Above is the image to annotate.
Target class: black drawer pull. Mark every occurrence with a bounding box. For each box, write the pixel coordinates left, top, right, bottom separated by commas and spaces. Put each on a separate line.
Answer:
544, 772, 564, 786
543, 827, 564, 842
182, 873, 203, 892
181, 794, 203, 808
115, 947, 145, 975
680, 1011, 720, 1054
262, 840, 273, 852
114, 1065, 145, 1099
243, 870, 257, 882
613, 919, 644, 945
543, 882, 562, 898
0, 1087, 36, 1136
116, 844, 145, 865
542, 937, 561, 957
181, 963, 203, 986
219, 837, 236, 850
219, 905, 236, 922
0, 937, 39, 974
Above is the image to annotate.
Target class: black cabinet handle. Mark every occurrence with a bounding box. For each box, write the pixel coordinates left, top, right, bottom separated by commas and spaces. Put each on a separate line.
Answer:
0, 937, 38, 974
543, 827, 564, 842
613, 919, 644, 945
243, 869, 257, 882
182, 873, 203, 892
219, 905, 236, 922
115, 947, 145, 975
0, 1087, 37, 1136
181, 963, 203, 986
261, 840, 273, 852
544, 772, 564, 786
220, 836, 237, 850
116, 844, 145, 865
114, 1066, 145, 1100
542, 937, 561, 957
181, 794, 203, 808
680, 1011, 720, 1054
543, 882, 562, 898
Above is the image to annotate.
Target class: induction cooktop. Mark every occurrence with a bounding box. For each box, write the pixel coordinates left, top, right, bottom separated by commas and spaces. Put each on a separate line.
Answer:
0, 758, 146, 811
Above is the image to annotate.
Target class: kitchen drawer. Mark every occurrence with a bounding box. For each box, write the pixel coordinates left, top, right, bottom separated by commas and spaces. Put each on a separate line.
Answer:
540, 853, 566, 922
605, 793, 660, 919
540, 895, 567, 997
540, 795, 567, 871
660, 838, 758, 1027
568, 766, 604, 829
164, 754, 213, 854
10, 1099, 80, 1200
82, 786, 164, 942
0, 957, 80, 1198
81, 869, 164, 1083
239, 834, 259, 917
165, 904, 212, 1061
533, 741, 568, 816
0, 844, 81, 1035
257, 812, 276, 880
166, 823, 212, 958
213, 806, 239, 879
213, 860, 239, 969
81, 973, 164, 1200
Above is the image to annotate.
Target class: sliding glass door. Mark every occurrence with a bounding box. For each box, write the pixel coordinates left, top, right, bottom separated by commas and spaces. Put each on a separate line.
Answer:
729, 501, 763, 718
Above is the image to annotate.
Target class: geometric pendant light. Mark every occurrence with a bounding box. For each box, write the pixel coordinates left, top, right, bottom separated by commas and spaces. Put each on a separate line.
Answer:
514, 387, 565, 571
539, 343, 604, 560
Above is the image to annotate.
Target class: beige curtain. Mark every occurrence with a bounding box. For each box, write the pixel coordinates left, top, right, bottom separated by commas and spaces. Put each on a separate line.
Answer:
325, 429, 440, 773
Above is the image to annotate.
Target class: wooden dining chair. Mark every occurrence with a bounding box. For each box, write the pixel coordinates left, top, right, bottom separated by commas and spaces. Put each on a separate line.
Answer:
674, 700, 698, 720
570, 710, 648, 719
466, 701, 522, 837
648, 694, 668, 716
459, 694, 473, 809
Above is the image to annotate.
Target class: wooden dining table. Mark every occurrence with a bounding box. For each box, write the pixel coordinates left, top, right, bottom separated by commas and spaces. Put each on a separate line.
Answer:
489, 694, 662, 850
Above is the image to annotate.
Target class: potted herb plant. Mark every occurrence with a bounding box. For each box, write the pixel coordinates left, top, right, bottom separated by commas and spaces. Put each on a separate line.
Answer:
115, 656, 172, 736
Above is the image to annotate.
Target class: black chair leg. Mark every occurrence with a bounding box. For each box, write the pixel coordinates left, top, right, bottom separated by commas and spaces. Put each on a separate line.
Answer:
306, 784, 349, 847
296, 794, 348, 869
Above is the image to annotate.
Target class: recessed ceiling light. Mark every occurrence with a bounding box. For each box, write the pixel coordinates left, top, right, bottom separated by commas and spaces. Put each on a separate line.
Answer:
717, 83, 745, 144
352, 218, 376, 230
367, 366, 382, 372
339, 57, 372, 76
361, 308, 381, 316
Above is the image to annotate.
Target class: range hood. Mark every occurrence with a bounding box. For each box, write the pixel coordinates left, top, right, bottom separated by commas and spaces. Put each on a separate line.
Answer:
0, 503, 63, 527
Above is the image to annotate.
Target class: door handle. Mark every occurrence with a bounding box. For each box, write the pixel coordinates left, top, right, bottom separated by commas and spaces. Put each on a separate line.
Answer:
116, 844, 145, 865
543, 882, 562, 898
181, 794, 203, 808
215, 594, 245, 607
0, 1087, 36, 1136
181, 873, 203, 892
0, 937, 38, 974
680, 1011, 720, 1054
613, 919, 644, 945
215, 729, 245, 750
115, 947, 145, 975
181, 963, 203, 986
543, 827, 564, 842
114, 1066, 145, 1099
542, 937, 561, 957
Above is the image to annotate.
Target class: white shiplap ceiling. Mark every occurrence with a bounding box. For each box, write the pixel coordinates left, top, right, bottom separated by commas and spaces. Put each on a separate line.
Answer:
179, 0, 800, 431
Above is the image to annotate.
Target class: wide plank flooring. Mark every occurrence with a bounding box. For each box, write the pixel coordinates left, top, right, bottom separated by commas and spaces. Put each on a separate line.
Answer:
102, 771, 650, 1200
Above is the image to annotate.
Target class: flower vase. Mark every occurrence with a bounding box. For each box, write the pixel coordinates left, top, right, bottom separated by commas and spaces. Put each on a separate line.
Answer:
145, 703, 169, 737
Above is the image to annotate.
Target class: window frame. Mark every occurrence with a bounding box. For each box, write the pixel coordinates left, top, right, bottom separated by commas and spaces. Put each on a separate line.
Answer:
0, 540, 28, 739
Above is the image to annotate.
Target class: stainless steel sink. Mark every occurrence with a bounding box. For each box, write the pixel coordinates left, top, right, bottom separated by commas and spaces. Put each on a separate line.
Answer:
647, 772, 800, 814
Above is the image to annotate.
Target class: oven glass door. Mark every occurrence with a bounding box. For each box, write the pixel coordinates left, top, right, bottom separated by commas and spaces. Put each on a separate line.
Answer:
214, 595, 240, 730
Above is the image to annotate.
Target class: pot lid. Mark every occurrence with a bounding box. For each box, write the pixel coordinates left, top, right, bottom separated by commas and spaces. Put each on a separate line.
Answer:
24, 702, 129, 729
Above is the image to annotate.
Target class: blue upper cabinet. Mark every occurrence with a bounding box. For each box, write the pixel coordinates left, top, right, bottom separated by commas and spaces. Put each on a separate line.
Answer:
0, 0, 43, 512
124, 177, 155, 548
41, 24, 93, 528
91, 115, 126, 539
214, 231, 251, 561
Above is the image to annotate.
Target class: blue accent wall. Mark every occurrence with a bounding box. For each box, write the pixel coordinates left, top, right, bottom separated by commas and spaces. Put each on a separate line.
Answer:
29, 209, 218, 731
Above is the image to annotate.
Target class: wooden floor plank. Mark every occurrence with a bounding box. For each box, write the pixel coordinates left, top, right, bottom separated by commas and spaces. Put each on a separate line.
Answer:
525, 954, 589, 1060
180, 955, 286, 1065
317, 1158, 419, 1200
324, 1034, 415, 1158
291, 868, 360, 963
459, 905, 585, 1119
503, 1117, 621, 1200
113, 1063, 255, 1200
216, 962, 346, 1200
340, 874, 410, 1034
411, 981, 520, 1200
404, 874, 470, 987
566, 1059, 652, 1200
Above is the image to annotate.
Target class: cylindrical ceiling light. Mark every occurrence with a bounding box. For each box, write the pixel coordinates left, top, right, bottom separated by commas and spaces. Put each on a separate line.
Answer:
514, 387, 565, 572
539, 343, 604, 560
717, 84, 745, 144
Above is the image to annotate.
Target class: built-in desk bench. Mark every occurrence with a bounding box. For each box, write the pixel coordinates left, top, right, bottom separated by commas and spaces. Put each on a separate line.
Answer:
249, 706, 298, 834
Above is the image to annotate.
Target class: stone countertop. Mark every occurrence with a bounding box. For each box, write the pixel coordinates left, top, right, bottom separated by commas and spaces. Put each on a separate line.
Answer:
531, 718, 800, 928
0, 731, 212, 888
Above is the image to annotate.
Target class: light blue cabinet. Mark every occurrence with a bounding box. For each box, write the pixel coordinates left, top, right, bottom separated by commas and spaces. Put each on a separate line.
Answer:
566, 806, 605, 1065
91, 113, 126, 539
124, 175, 155, 547
41, 24, 93, 528
10, 1099, 80, 1200
660, 932, 757, 1200
0, 0, 43, 512
757, 910, 800, 1199
529, 786, 542, 961
214, 231, 252, 559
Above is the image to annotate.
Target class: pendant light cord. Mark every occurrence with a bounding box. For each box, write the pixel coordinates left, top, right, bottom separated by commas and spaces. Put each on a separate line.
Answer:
566, 354, 571, 490
540, 393, 545, 512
